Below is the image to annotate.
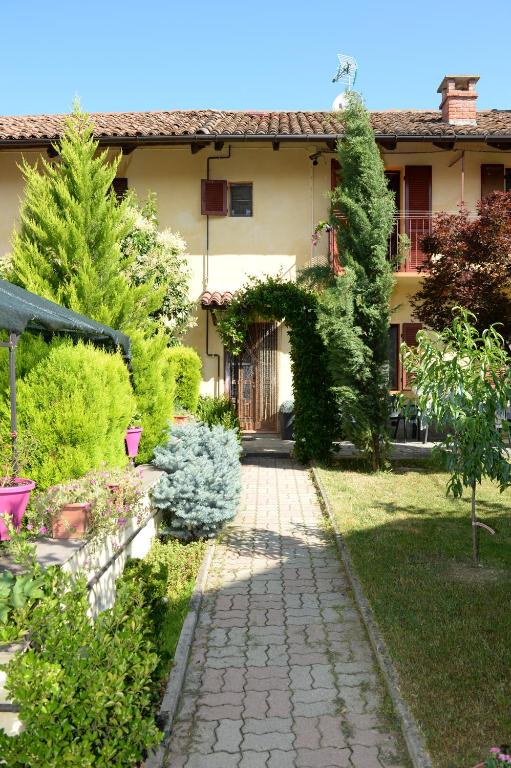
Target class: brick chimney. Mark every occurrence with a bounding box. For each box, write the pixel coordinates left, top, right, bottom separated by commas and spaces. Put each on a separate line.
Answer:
437, 75, 480, 125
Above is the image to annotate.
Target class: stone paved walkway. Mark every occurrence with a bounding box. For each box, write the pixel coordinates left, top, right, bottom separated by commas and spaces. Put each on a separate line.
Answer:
166, 457, 409, 768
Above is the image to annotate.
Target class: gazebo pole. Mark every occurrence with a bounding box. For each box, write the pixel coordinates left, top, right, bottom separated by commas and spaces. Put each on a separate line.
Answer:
8, 333, 19, 477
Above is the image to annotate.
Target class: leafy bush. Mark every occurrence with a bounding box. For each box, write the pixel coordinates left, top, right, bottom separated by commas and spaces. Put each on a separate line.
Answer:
196, 395, 240, 435
0, 570, 160, 767
118, 538, 206, 675
0, 341, 135, 489
152, 422, 241, 539
0, 567, 46, 642
131, 331, 176, 463
167, 346, 202, 413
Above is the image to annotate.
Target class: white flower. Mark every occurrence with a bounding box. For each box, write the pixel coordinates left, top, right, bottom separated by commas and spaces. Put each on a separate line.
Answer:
156, 229, 186, 254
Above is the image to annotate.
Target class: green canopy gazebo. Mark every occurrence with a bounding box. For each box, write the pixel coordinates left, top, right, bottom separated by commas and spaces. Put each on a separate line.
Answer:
0, 279, 131, 473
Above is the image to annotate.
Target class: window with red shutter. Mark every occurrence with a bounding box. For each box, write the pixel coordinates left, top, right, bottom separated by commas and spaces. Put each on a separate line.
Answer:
330, 159, 341, 265
201, 179, 227, 216
401, 322, 423, 390
481, 164, 504, 199
404, 166, 432, 270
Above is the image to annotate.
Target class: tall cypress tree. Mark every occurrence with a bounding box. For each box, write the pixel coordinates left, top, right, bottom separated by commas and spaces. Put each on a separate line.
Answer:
8, 107, 161, 334
317, 94, 395, 469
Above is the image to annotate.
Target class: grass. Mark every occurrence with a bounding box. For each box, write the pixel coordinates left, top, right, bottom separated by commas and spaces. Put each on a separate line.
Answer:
316, 459, 511, 768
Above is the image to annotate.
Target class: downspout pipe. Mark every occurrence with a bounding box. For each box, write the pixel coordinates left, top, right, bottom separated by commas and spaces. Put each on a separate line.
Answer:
0, 332, 20, 475
204, 146, 232, 397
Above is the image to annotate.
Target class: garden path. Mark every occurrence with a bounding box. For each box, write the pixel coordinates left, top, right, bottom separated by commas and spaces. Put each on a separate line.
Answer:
165, 456, 409, 768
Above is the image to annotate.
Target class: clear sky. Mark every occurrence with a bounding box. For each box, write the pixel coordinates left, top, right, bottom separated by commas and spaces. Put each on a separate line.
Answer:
1, 0, 510, 116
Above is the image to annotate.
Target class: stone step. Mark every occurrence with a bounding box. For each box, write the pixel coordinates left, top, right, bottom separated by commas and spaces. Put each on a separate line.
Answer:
0, 642, 25, 737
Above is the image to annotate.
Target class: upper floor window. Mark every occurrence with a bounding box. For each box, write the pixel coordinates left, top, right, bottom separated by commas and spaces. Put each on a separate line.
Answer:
230, 183, 253, 217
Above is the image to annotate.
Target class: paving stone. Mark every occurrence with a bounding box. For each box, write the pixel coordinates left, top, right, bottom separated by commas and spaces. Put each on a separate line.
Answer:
350, 744, 383, 768
243, 690, 269, 718
293, 715, 321, 749
295, 746, 351, 767
239, 751, 269, 768
214, 719, 243, 753
267, 750, 298, 768
185, 752, 240, 768
243, 717, 293, 734
242, 731, 295, 752
267, 689, 292, 717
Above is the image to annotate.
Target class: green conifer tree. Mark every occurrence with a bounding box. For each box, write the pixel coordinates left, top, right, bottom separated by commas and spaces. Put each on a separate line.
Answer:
317, 95, 395, 469
8, 106, 162, 333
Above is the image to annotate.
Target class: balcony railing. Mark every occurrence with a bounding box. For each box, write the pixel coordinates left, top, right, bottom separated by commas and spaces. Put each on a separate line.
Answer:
388, 213, 432, 272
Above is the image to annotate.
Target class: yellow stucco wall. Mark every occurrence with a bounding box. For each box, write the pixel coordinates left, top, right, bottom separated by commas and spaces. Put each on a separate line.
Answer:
0, 139, 510, 404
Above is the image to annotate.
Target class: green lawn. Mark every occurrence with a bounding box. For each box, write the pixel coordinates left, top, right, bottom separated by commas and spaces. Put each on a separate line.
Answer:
317, 460, 511, 768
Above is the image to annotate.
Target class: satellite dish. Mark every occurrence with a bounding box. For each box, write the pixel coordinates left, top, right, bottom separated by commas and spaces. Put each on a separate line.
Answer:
332, 92, 350, 111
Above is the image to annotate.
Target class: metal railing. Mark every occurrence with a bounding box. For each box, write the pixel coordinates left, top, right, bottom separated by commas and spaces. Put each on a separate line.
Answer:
388, 213, 432, 272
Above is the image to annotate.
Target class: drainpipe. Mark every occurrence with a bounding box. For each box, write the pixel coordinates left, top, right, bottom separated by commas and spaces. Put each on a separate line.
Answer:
203, 146, 232, 397
205, 309, 220, 398
204, 145, 232, 288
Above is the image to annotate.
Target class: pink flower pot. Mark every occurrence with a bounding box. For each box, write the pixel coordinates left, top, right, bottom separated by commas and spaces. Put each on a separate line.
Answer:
0, 478, 36, 541
173, 415, 189, 426
125, 427, 143, 458
52, 502, 91, 540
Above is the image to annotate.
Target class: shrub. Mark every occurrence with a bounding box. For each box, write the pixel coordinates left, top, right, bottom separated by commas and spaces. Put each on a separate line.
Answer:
118, 538, 206, 675
1, 341, 135, 489
131, 331, 176, 463
196, 395, 241, 435
152, 422, 241, 539
167, 346, 202, 413
0, 570, 160, 767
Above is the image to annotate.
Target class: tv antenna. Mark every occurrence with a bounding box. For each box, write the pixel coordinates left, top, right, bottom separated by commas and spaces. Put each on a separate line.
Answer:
332, 53, 358, 91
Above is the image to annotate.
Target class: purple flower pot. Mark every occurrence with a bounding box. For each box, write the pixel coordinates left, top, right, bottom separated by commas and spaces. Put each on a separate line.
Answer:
0, 478, 36, 541
125, 427, 143, 459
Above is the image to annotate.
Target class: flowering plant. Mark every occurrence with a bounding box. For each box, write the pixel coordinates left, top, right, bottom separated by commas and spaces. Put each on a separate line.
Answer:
121, 193, 196, 338
311, 220, 332, 247
28, 467, 144, 543
485, 747, 511, 766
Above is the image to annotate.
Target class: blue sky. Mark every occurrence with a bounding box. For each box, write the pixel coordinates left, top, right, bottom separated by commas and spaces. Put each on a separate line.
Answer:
2, 0, 510, 116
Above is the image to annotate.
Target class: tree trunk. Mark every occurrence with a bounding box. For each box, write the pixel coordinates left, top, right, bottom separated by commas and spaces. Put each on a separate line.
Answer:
471, 482, 479, 566
371, 432, 381, 472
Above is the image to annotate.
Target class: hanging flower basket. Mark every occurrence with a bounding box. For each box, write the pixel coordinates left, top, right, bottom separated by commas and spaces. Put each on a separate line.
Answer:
0, 479, 36, 541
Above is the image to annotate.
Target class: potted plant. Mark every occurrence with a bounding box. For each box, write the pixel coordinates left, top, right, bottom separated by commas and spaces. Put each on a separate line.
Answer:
0, 434, 36, 542
173, 401, 191, 426
30, 468, 144, 542
279, 400, 294, 440
125, 411, 143, 461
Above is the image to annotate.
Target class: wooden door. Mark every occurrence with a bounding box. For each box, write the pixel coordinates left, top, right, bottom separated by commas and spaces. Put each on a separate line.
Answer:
228, 323, 278, 432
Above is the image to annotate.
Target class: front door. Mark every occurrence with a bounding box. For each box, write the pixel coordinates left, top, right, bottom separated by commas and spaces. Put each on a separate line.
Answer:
227, 322, 278, 432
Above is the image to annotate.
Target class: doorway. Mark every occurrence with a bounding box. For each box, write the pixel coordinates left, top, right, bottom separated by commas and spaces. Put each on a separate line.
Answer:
226, 322, 278, 432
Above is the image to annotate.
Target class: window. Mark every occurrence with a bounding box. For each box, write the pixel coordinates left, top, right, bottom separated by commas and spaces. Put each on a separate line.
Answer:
201, 179, 227, 215
111, 177, 128, 201
230, 183, 253, 217
388, 325, 399, 391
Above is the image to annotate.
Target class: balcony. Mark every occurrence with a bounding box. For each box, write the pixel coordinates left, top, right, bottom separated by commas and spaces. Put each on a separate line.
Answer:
388, 213, 432, 273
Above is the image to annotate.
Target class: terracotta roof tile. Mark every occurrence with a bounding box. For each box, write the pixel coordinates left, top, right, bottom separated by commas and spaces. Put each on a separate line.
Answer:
200, 290, 234, 308
1, 109, 511, 144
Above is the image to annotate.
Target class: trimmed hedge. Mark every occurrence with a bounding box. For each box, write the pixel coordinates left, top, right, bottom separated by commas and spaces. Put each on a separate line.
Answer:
131, 331, 176, 463
3, 341, 134, 488
152, 421, 241, 539
167, 346, 202, 413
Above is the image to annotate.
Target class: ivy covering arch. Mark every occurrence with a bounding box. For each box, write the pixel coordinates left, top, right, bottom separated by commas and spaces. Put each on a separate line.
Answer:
216, 276, 336, 462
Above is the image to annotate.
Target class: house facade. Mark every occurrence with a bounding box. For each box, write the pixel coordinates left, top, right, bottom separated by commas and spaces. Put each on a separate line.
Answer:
1, 74, 511, 431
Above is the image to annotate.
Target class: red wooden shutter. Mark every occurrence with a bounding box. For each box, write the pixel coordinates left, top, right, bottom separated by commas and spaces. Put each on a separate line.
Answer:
405, 166, 432, 270
112, 177, 128, 201
201, 179, 227, 215
330, 159, 341, 269
481, 164, 504, 199
401, 322, 422, 390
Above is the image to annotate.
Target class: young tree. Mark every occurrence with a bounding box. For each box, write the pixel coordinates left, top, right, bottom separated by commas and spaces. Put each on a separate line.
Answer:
411, 192, 511, 338
402, 309, 511, 565
6, 107, 162, 334
316, 94, 395, 469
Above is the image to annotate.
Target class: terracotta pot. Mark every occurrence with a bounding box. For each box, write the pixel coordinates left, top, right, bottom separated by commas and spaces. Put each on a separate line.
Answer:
125, 427, 143, 458
173, 414, 189, 426
52, 502, 91, 540
0, 478, 36, 541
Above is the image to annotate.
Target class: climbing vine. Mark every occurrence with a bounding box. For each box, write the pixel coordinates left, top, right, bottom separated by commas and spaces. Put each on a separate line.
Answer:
216, 276, 336, 462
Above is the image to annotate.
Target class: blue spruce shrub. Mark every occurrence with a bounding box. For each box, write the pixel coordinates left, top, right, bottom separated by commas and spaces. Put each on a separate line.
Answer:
151, 422, 241, 539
